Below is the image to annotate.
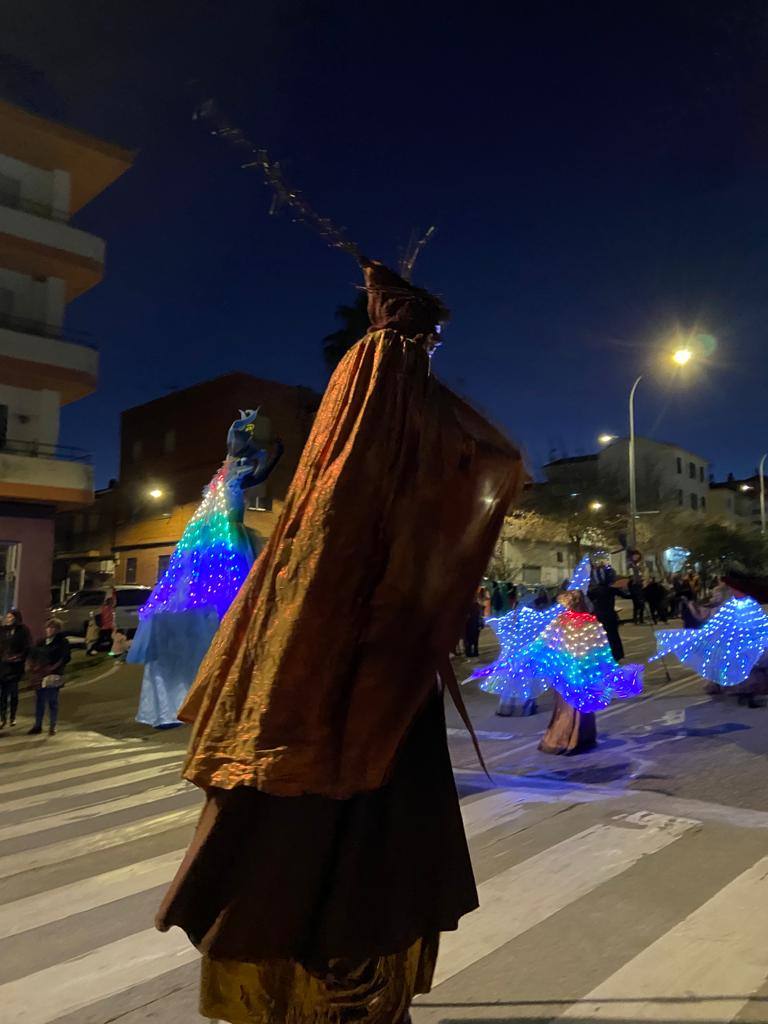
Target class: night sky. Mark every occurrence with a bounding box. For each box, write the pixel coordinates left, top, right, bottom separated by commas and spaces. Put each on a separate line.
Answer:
3, 2, 768, 486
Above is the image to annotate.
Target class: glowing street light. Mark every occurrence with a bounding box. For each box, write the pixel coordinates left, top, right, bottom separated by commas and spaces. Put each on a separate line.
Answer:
740, 484, 753, 492
148, 487, 164, 500
672, 347, 693, 366
597, 433, 617, 446
589, 500, 604, 511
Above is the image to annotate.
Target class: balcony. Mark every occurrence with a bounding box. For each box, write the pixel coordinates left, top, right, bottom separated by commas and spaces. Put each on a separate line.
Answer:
0, 318, 98, 403
0, 443, 93, 508
0, 187, 68, 224
0, 202, 105, 301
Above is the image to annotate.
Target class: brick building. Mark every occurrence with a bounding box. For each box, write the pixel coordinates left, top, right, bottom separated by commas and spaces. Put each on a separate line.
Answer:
56, 373, 319, 590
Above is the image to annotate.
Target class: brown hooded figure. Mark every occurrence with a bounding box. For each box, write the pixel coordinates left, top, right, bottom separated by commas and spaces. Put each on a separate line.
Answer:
156, 261, 524, 1024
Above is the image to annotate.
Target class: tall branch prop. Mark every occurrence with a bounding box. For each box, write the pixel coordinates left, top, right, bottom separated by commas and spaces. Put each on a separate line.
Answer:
194, 99, 369, 266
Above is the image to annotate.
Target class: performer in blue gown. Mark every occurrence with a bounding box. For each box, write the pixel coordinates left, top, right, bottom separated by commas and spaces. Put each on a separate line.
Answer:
129, 410, 282, 727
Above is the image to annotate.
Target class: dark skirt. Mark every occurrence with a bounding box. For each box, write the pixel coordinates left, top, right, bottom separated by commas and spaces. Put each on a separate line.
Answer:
538, 694, 597, 755
157, 690, 477, 963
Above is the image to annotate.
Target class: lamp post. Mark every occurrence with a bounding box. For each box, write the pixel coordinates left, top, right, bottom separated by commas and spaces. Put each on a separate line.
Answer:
628, 375, 643, 550
760, 453, 767, 535
627, 346, 693, 551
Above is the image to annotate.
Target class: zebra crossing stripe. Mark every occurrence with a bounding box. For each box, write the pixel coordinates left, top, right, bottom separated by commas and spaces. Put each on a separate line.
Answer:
0, 781, 195, 842
0, 748, 182, 796
432, 811, 699, 987
0, 926, 198, 1024
0, 849, 187, 940
558, 853, 768, 1022
0, 762, 184, 815
0, 805, 198, 879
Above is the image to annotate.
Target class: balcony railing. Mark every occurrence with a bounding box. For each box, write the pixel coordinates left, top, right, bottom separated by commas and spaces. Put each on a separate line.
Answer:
0, 438, 92, 463
0, 189, 69, 223
0, 310, 95, 348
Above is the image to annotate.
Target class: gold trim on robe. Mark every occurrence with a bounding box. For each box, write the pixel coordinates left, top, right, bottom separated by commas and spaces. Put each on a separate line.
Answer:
180, 328, 524, 798
200, 935, 437, 1024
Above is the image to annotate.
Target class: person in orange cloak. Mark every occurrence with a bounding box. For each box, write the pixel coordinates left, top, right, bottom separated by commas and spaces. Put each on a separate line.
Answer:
156, 260, 524, 1024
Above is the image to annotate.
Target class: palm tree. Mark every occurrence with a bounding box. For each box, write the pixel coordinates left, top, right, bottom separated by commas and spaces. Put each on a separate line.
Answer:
322, 292, 369, 372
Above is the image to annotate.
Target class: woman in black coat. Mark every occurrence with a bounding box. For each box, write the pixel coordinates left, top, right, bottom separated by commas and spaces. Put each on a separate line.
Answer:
0, 609, 31, 728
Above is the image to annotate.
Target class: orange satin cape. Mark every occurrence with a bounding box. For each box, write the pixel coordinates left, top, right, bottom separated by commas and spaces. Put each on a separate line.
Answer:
179, 328, 524, 798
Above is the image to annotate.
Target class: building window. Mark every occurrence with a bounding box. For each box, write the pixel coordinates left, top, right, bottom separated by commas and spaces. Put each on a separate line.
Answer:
163, 430, 176, 454
131, 440, 143, 463
157, 554, 171, 580
699, 466, 704, 482
125, 557, 137, 584
556, 551, 564, 563
522, 564, 541, 585
690, 493, 698, 510
676, 457, 682, 474
689, 462, 696, 479
701, 495, 706, 511
677, 489, 683, 506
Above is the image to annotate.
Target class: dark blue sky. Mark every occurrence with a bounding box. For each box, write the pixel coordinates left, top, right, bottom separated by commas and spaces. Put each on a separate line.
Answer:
4, 1, 768, 486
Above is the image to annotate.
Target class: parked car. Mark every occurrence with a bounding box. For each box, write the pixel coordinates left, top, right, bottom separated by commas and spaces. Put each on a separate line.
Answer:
51, 586, 151, 638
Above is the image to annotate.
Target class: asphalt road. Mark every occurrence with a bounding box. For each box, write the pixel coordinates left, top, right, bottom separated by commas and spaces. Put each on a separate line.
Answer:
1, 620, 767, 1024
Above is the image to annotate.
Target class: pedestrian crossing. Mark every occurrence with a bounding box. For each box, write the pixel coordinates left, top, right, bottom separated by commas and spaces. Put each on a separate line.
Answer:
0, 725, 766, 1023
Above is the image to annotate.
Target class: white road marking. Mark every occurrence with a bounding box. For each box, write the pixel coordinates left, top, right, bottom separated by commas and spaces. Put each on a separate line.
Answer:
0, 762, 184, 815
461, 790, 526, 837
0, 781, 195, 842
0, 849, 187, 939
0, 806, 198, 879
0, 927, 197, 1024
0, 748, 181, 796
432, 811, 699, 986
559, 853, 768, 1021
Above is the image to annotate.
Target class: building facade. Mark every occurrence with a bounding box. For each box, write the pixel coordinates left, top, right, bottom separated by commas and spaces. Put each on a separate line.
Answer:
545, 437, 710, 514
56, 373, 320, 591
0, 101, 132, 633
708, 474, 763, 530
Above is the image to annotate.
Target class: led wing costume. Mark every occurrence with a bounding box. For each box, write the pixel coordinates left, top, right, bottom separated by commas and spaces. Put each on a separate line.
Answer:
651, 595, 768, 686
156, 262, 525, 1022
475, 555, 595, 701
128, 411, 282, 727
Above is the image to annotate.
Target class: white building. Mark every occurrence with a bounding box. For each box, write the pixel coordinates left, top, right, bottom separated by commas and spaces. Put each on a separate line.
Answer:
546, 437, 710, 514
0, 99, 132, 634
709, 474, 762, 530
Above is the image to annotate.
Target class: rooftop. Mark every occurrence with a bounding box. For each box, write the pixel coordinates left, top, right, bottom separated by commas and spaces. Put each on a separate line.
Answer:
0, 99, 135, 213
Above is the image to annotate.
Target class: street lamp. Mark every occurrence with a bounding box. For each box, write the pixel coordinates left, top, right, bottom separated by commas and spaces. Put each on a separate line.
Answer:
589, 500, 604, 511
760, 454, 767, 535
148, 487, 164, 500
672, 347, 693, 366
627, 344, 697, 549
597, 433, 617, 446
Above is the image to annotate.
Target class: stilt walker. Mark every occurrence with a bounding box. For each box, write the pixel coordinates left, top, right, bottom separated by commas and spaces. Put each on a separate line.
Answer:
155, 105, 525, 1024
128, 411, 282, 728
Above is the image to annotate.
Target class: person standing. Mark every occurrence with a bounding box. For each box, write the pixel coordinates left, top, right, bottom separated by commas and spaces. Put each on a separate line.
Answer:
98, 594, 115, 652
490, 582, 506, 616
27, 619, 70, 736
464, 596, 484, 659
587, 577, 624, 661
643, 577, 667, 625
0, 609, 31, 728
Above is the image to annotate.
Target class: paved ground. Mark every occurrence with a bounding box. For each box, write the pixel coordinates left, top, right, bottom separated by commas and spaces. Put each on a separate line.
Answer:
1, 622, 767, 1023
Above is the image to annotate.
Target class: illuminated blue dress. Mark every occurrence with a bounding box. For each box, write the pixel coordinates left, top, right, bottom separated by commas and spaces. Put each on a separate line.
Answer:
651, 596, 768, 686
129, 412, 282, 727
475, 556, 643, 711
474, 555, 591, 697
